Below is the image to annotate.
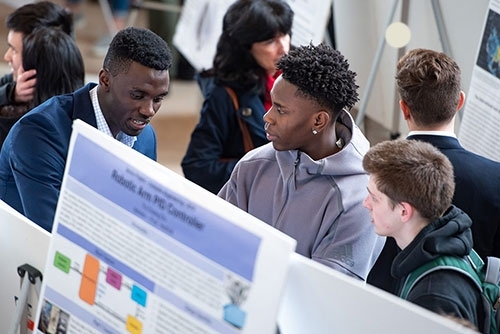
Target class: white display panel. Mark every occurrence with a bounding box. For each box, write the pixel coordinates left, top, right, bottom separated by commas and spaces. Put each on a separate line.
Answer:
278, 253, 478, 334
33, 120, 296, 334
0, 199, 51, 333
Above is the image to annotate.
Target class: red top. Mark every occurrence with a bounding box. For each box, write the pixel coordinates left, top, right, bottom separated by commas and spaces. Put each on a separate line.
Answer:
264, 70, 281, 112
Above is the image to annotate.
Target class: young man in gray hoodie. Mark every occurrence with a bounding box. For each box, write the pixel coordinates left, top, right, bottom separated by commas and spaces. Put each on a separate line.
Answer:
219, 43, 385, 281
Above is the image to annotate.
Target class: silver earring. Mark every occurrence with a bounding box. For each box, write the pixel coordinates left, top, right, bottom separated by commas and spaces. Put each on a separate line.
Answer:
312, 129, 318, 135
336, 138, 344, 149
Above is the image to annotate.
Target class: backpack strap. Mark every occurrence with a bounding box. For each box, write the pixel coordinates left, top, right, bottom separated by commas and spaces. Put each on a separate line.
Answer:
467, 249, 485, 272
466, 249, 500, 309
401, 250, 500, 334
484, 255, 500, 310
400, 254, 482, 300
485, 255, 500, 289
224, 86, 255, 154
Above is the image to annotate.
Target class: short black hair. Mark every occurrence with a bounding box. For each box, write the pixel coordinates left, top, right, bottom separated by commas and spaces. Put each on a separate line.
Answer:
277, 43, 359, 116
6, 1, 73, 37
103, 27, 172, 76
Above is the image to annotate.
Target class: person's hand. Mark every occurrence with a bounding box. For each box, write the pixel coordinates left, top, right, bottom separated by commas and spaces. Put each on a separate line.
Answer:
14, 67, 36, 103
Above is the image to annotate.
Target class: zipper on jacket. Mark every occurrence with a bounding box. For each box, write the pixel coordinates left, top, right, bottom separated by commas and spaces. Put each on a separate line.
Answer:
275, 151, 300, 230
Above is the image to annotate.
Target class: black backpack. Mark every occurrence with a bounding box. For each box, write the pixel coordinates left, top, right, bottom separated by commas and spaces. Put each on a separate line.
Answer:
400, 249, 500, 334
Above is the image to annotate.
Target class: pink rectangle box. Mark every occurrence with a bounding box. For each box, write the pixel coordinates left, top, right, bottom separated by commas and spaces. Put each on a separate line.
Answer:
106, 267, 123, 290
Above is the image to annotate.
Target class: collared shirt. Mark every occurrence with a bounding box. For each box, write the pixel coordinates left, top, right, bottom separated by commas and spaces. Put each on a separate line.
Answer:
89, 86, 137, 148
407, 130, 457, 138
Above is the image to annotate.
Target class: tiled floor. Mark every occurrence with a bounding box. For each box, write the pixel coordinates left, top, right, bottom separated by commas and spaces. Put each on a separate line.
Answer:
0, 0, 390, 176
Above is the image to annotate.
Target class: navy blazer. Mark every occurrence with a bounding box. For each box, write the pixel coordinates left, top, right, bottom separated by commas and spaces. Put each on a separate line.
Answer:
0, 83, 157, 232
182, 78, 268, 194
408, 134, 500, 258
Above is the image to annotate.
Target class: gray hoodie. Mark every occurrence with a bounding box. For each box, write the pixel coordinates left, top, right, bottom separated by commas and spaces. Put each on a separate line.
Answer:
219, 110, 385, 280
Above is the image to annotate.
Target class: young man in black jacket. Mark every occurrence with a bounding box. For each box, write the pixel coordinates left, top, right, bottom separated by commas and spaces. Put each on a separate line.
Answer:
362, 139, 484, 332
368, 48, 500, 296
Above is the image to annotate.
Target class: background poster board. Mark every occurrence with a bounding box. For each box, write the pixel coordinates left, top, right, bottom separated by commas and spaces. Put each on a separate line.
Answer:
0, 200, 51, 334
33, 120, 296, 334
278, 253, 478, 334
458, 0, 500, 162
173, 0, 333, 72
0, 0, 31, 9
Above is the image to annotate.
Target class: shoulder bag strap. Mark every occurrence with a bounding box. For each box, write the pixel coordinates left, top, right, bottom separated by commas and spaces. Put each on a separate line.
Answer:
224, 86, 255, 153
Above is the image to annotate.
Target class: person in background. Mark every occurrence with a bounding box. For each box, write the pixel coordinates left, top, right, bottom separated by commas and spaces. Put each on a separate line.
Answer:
362, 139, 484, 331
0, 27, 172, 232
0, 26, 85, 148
64, 0, 134, 56
367, 48, 500, 293
0, 1, 73, 107
65, 0, 130, 30
219, 43, 385, 280
182, 0, 294, 194
147, 0, 196, 80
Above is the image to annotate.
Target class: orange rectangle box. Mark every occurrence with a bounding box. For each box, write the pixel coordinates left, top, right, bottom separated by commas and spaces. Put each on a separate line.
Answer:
79, 254, 100, 305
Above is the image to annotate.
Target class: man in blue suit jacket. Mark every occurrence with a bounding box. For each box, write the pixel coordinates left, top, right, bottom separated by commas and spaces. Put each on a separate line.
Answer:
367, 48, 500, 294
0, 27, 172, 232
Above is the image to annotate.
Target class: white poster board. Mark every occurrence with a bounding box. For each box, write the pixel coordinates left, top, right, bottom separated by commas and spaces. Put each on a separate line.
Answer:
458, 0, 500, 162
33, 120, 296, 334
0, 200, 51, 333
278, 253, 478, 334
173, 0, 333, 72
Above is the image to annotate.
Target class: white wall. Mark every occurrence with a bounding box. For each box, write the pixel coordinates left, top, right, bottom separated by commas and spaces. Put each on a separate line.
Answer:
333, 0, 489, 135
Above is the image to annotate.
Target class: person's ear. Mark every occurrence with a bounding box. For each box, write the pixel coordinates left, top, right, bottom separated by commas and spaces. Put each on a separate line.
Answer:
400, 202, 413, 222
313, 110, 331, 133
457, 90, 465, 111
98, 68, 111, 90
400, 99, 411, 121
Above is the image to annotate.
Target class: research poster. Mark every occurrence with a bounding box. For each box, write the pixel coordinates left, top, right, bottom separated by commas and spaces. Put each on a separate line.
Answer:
173, 0, 333, 72
33, 120, 296, 334
458, 0, 500, 161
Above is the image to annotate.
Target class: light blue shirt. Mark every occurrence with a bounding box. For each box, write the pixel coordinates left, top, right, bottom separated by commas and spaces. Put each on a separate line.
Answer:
90, 86, 136, 147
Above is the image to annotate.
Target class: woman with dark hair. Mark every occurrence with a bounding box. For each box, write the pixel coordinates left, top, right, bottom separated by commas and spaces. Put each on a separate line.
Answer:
0, 27, 84, 148
182, 0, 294, 194
22, 27, 85, 108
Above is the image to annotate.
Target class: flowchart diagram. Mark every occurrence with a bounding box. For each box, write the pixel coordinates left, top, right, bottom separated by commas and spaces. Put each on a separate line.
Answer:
38, 250, 148, 334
